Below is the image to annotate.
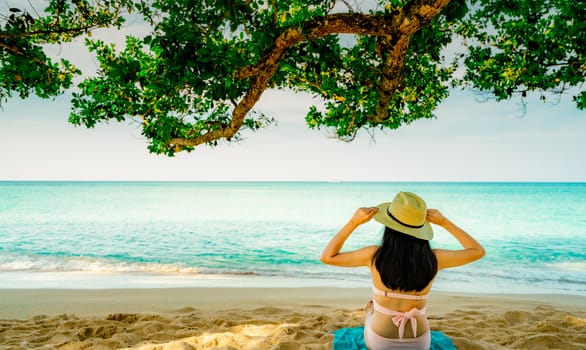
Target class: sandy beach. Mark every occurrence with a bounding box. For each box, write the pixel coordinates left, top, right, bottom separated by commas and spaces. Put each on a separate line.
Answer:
0, 288, 585, 350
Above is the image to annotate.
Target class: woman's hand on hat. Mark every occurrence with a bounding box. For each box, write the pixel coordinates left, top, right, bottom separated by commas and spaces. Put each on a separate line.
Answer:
426, 209, 448, 226
350, 207, 379, 226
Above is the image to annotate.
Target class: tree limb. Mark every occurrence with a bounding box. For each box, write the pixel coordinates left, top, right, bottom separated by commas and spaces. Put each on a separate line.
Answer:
370, 0, 452, 122
169, 0, 454, 148
371, 35, 410, 122
0, 41, 45, 65
235, 13, 394, 80
0, 24, 105, 40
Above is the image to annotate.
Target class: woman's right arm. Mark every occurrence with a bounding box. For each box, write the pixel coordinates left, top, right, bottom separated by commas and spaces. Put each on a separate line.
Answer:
427, 209, 485, 270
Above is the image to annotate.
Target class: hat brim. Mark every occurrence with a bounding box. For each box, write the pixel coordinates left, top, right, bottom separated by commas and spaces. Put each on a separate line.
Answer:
373, 202, 434, 240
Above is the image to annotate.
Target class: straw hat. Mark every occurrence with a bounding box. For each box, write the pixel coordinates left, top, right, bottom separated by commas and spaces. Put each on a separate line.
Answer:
373, 191, 433, 240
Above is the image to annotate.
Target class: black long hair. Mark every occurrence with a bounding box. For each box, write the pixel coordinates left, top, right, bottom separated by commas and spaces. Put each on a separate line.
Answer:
372, 227, 438, 292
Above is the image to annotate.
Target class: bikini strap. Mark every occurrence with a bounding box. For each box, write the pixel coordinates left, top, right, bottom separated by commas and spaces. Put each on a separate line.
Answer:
372, 286, 428, 301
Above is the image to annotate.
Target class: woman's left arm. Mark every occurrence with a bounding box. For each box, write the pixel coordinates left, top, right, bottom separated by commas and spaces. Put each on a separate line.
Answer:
320, 207, 379, 267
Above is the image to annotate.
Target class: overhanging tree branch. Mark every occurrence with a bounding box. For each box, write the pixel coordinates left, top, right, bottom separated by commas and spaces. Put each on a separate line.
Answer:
5, 0, 583, 155
170, 0, 453, 148
0, 24, 104, 40
0, 41, 45, 65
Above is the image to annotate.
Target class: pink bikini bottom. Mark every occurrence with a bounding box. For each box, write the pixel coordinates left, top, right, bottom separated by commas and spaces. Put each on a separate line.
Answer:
364, 326, 431, 350
364, 303, 431, 350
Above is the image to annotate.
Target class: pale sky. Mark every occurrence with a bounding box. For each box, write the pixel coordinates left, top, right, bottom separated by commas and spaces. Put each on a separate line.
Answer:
1, 87, 585, 182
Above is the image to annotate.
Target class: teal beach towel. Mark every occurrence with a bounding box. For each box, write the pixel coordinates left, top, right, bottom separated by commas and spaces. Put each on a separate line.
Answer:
332, 327, 456, 350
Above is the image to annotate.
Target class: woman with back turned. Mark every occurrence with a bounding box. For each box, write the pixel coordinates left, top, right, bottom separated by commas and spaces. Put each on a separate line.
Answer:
321, 191, 485, 350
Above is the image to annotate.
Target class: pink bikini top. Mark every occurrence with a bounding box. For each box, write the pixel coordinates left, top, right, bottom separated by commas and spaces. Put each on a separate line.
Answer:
372, 286, 428, 339
372, 286, 428, 300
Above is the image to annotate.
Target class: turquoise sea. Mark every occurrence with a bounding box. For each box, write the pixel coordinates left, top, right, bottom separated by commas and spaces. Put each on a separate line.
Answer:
0, 181, 585, 295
